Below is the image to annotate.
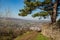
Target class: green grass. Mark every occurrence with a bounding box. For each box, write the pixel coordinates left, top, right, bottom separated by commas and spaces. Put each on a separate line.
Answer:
14, 31, 32, 40
14, 32, 51, 40
33, 33, 51, 40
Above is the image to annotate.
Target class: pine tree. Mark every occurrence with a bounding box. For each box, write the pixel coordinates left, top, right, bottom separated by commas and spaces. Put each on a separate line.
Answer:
19, 0, 60, 24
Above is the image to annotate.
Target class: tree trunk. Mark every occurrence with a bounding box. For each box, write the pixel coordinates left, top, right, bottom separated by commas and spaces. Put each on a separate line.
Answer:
51, 1, 58, 24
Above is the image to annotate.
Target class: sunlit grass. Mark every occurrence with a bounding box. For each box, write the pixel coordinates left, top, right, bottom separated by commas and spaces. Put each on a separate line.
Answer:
14, 32, 51, 40
33, 32, 51, 40
14, 31, 32, 40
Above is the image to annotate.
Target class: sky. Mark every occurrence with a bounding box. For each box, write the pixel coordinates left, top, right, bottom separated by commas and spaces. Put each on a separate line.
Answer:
0, 0, 60, 20
0, 0, 24, 18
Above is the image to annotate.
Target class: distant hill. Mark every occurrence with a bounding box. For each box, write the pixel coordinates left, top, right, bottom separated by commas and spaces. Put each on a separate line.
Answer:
0, 17, 50, 23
